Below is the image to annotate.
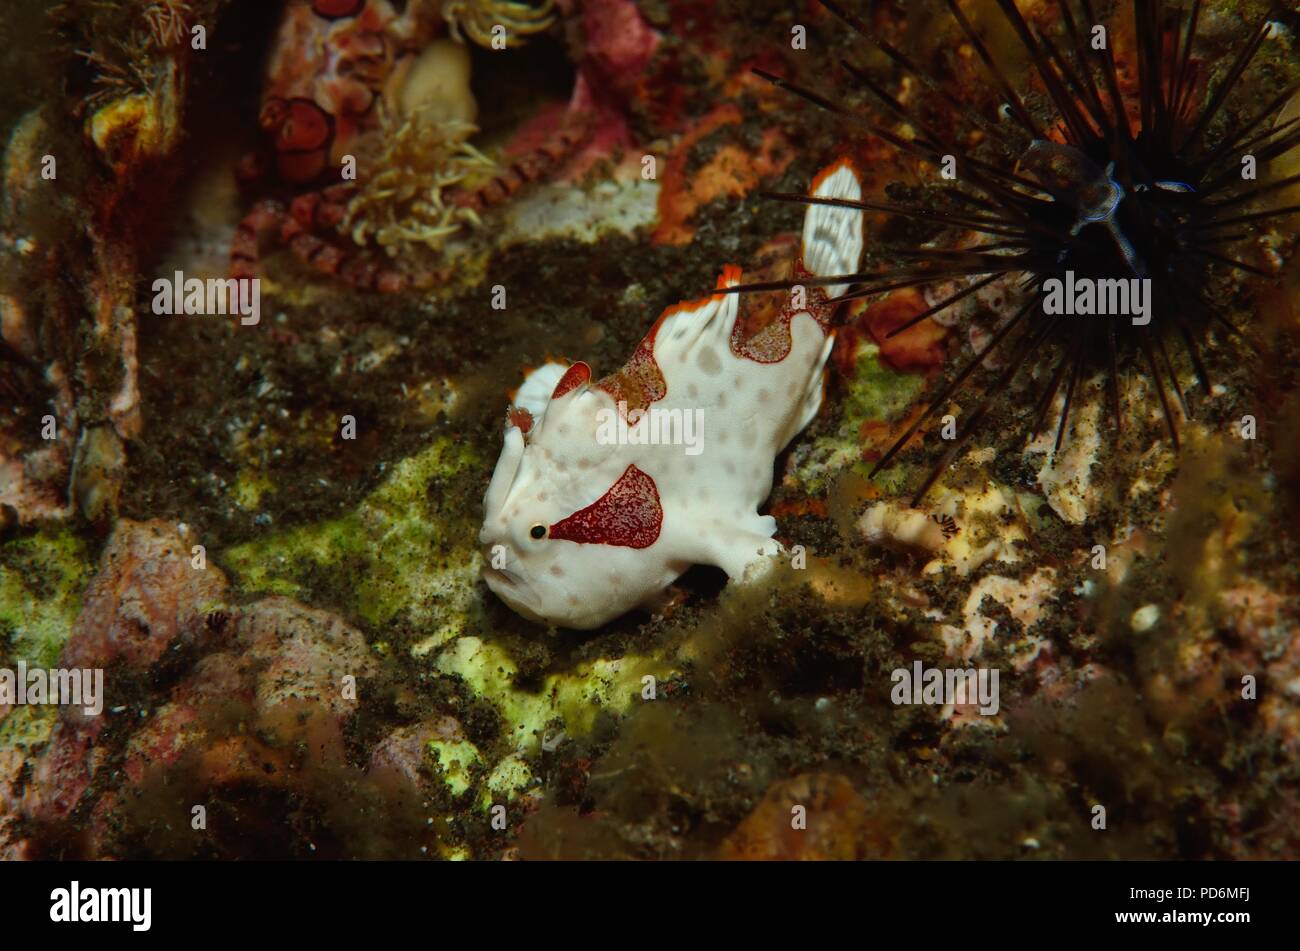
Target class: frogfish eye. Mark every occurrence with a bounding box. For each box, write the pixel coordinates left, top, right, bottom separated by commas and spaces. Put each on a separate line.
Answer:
529, 524, 547, 540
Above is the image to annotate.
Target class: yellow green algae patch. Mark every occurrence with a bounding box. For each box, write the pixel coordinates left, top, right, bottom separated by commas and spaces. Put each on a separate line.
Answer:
418, 633, 678, 816
428, 735, 483, 797
221, 436, 483, 629
426, 741, 533, 811
0, 527, 92, 749
232, 470, 275, 511
424, 732, 534, 809
434, 635, 676, 754
789, 342, 925, 494
478, 753, 533, 808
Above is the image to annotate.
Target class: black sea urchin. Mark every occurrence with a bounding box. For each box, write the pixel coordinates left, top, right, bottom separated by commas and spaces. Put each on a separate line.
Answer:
735, 0, 1300, 503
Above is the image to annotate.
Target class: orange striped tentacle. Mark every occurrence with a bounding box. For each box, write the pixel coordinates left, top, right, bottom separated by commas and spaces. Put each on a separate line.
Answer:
451, 114, 594, 214
230, 200, 287, 281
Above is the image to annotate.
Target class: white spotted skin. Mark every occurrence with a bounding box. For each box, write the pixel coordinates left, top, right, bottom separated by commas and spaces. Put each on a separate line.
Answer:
480, 161, 864, 629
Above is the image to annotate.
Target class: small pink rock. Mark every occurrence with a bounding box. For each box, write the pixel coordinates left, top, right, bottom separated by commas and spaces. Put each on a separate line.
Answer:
22, 716, 106, 823
582, 0, 660, 81
61, 519, 229, 672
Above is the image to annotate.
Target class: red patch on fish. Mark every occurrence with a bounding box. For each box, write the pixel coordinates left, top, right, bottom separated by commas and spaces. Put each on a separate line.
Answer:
730, 260, 833, 364
594, 328, 667, 419
549, 465, 663, 549
551, 362, 592, 399
508, 407, 534, 434
594, 268, 738, 417
311, 0, 366, 19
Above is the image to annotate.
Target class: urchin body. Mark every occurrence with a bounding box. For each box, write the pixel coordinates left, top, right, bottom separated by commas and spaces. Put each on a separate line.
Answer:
753, 0, 1300, 502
